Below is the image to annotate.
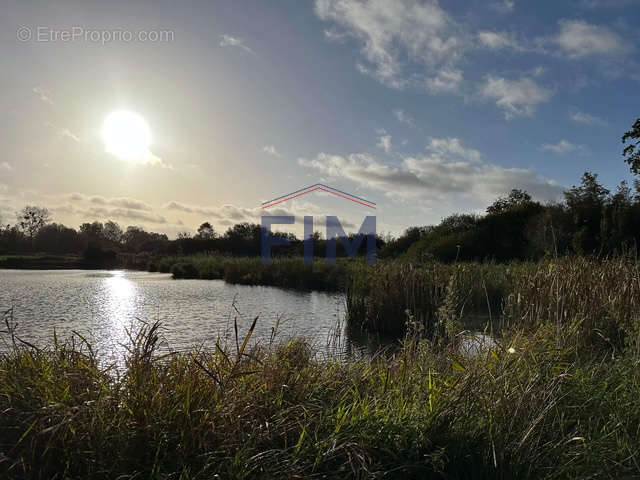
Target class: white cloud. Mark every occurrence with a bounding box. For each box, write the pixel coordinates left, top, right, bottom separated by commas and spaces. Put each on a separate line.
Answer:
39, 193, 169, 225
480, 75, 552, 119
299, 138, 562, 205
377, 134, 392, 153
532, 66, 545, 77
393, 109, 416, 128
68, 193, 154, 211
58, 128, 80, 142
81, 207, 167, 224
427, 137, 482, 163
219, 35, 256, 55
164, 202, 276, 220
426, 68, 463, 93
32, 86, 53, 105
491, 0, 514, 13
315, 0, 465, 90
0, 162, 12, 171
579, 0, 632, 8
541, 139, 587, 154
164, 200, 362, 234
104, 147, 169, 169
477, 31, 519, 50
570, 109, 607, 126
43, 121, 80, 142
554, 20, 626, 58
324, 28, 348, 42
262, 145, 281, 157
93, 197, 153, 211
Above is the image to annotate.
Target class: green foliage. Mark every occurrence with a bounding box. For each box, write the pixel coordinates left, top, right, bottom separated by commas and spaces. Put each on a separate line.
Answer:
3, 267, 640, 479
156, 254, 351, 291
346, 260, 511, 336
622, 117, 640, 174
486, 188, 532, 214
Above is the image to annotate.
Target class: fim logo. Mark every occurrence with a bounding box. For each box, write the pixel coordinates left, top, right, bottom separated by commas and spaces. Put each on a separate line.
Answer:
260, 184, 377, 266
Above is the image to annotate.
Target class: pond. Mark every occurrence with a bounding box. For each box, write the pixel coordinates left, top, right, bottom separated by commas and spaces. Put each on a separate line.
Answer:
0, 269, 393, 364
0, 269, 498, 365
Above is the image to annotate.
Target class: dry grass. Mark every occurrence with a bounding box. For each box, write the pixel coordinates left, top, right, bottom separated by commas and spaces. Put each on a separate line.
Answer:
2, 257, 640, 478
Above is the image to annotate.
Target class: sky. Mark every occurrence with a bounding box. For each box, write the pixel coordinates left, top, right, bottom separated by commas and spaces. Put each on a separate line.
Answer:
1, 0, 639, 238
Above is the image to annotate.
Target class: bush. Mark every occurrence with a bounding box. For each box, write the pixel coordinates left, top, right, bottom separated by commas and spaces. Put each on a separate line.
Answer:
170, 261, 200, 279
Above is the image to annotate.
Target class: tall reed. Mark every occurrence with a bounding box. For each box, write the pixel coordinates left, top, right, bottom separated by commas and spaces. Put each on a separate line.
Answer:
3, 305, 640, 478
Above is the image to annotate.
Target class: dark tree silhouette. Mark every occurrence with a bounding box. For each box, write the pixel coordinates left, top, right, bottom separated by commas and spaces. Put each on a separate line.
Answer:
103, 221, 123, 243
79, 222, 105, 241
486, 189, 532, 215
196, 222, 216, 239
16, 206, 50, 243
622, 118, 640, 174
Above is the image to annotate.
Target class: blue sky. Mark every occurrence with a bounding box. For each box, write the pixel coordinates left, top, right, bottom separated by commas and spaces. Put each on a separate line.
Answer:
1, 0, 639, 237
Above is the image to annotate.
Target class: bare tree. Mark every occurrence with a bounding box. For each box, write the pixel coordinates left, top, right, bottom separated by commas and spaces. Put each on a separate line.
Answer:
16, 206, 50, 243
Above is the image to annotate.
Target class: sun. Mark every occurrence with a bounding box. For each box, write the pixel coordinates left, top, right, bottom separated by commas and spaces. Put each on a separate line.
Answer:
101, 110, 151, 160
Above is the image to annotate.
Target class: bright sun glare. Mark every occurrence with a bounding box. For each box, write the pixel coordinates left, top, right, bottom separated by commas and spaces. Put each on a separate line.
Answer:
101, 110, 151, 160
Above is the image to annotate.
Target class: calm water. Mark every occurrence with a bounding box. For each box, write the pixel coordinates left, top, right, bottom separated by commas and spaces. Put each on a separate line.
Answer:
0, 269, 382, 364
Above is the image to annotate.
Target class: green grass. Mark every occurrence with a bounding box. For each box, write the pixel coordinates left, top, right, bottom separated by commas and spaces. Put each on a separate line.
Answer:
150, 254, 352, 291
346, 257, 640, 340
151, 255, 640, 341
3, 255, 640, 478
2, 316, 640, 478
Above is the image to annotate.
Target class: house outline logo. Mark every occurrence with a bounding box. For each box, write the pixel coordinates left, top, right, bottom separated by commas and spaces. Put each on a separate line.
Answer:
260, 183, 377, 266
260, 183, 376, 210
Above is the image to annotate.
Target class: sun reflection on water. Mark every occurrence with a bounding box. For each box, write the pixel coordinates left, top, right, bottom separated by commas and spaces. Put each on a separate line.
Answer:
97, 270, 138, 365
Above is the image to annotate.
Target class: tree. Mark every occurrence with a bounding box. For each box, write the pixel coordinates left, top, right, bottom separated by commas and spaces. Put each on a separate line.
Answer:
486, 189, 532, 215
103, 221, 123, 243
122, 226, 168, 252
622, 118, 640, 174
564, 172, 610, 254
601, 181, 635, 252
16, 206, 50, 243
79, 221, 105, 240
223, 223, 264, 255
196, 222, 216, 240
34, 223, 82, 254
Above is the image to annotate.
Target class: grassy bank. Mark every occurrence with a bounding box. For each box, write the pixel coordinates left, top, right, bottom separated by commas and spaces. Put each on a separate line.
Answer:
152, 255, 640, 340
1, 300, 640, 478
149, 254, 351, 291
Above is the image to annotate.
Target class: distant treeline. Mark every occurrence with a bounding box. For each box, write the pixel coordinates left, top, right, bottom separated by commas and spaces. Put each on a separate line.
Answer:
2, 171, 640, 263
385, 172, 640, 262
2, 117, 640, 264
0, 208, 383, 263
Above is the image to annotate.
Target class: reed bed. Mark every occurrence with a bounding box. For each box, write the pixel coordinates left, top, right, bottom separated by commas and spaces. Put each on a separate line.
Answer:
503, 257, 640, 355
345, 261, 518, 337
150, 254, 350, 291
150, 255, 640, 343
2, 299, 640, 479
346, 258, 640, 343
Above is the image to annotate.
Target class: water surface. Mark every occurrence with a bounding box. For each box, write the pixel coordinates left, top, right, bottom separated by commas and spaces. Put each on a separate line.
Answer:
0, 269, 497, 364
0, 269, 371, 363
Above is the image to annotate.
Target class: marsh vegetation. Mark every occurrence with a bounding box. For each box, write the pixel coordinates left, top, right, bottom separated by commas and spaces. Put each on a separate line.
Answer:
2, 256, 640, 478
